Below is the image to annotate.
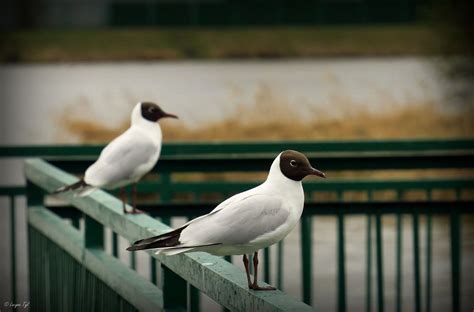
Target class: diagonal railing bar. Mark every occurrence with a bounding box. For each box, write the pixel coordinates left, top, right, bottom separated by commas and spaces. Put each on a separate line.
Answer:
28, 206, 163, 311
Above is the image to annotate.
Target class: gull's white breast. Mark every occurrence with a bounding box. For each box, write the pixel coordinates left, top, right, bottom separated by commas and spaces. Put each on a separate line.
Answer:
84, 125, 162, 189
198, 179, 305, 256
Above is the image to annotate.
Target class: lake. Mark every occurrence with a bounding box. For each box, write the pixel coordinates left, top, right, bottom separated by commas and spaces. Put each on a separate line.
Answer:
1, 57, 447, 145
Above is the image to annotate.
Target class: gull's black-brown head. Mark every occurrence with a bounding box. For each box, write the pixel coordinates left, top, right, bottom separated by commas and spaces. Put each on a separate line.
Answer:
140, 102, 178, 122
279, 150, 326, 181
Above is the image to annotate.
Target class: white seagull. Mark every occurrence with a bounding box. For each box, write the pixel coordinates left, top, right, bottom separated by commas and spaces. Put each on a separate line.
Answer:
53, 102, 178, 214
127, 150, 325, 290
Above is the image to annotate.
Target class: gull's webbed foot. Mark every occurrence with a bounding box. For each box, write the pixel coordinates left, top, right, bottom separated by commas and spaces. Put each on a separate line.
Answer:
249, 284, 277, 291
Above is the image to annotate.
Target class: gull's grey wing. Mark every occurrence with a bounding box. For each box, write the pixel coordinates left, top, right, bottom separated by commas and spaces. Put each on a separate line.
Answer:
84, 129, 158, 186
179, 193, 288, 245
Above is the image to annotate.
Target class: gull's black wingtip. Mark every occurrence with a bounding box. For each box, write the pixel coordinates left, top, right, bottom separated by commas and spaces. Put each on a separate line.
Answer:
126, 226, 188, 252
52, 179, 88, 194
126, 241, 142, 251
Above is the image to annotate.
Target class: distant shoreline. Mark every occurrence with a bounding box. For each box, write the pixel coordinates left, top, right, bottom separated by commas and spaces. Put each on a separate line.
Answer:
0, 25, 444, 63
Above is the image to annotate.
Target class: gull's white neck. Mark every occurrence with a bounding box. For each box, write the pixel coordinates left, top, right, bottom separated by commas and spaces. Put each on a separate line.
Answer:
130, 103, 162, 144
263, 154, 303, 196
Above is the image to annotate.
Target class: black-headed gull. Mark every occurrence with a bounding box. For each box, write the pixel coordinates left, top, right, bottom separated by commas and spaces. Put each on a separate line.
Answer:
53, 102, 178, 214
127, 150, 325, 290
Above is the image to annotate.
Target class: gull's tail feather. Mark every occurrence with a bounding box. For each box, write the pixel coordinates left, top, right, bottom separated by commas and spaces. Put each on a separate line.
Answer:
127, 226, 221, 254
53, 179, 94, 197
127, 226, 188, 251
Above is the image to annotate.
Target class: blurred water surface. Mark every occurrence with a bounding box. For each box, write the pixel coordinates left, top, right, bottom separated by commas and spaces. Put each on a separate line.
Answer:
1, 58, 446, 145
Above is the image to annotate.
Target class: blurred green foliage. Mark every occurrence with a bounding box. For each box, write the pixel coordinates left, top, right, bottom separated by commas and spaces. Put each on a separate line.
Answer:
0, 25, 440, 62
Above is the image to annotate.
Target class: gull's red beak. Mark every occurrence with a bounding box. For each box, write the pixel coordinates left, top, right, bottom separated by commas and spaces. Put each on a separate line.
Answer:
308, 167, 326, 178
163, 112, 178, 119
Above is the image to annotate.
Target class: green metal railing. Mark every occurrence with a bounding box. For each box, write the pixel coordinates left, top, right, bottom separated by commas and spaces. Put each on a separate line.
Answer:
1, 139, 473, 311
2, 138, 474, 157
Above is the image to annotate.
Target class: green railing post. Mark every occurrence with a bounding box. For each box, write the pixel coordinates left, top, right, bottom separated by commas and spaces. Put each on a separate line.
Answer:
71, 215, 80, 229
162, 265, 187, 311
27, 180, 44, 207
26, 180, 44, 310
366, 191, 373, 312
160, 172, 172, 226
84, 215, 104, 249
122, 187, 137, 270
335, 191, 346, 312
337, 212, 346, 312
412, 211, 421, 312
366, 214, 372, 312
112, 232, 118, 257
450, 211, 461, 312
151, 259, 158, 285
301, 216, 313, 305
263, 247, 271, 283
425, 213, 432, 312
188, 283, 200, 312
9, 196, 17, 306
395, 191, 403, 312
277, 241, 284, 289
425, 190, 433, 312
375, 211, 384, 312
395, 214, 403, 312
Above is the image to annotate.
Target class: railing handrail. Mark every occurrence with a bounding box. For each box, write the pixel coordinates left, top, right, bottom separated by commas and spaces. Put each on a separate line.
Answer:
46, 149, 474, 173
25, 158, 313, 311
126, 177, 474, 193
4, 176, 473, 199
47, 200, 474, 220
2, 138, 474, 157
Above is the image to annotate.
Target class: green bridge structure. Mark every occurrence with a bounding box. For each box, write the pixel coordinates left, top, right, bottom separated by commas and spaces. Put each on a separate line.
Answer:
1, 139, 473, 311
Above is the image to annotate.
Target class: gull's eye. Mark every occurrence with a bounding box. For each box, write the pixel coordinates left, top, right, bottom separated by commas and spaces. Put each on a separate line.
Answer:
290, 160, 297, 167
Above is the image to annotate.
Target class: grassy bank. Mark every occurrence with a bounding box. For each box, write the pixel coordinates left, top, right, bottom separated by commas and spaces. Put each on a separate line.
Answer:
60, 102, 473, 143
58, 102, 474, 182
0, 25, 441, 62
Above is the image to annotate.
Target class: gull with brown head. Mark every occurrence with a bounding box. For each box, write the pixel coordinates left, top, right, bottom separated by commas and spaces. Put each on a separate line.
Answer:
53, 102, 178, 214
127, 150, 325, 290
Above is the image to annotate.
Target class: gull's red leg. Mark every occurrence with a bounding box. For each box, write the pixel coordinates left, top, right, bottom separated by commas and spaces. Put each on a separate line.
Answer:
250, 251, 276, 291
242, 255, 252, 288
